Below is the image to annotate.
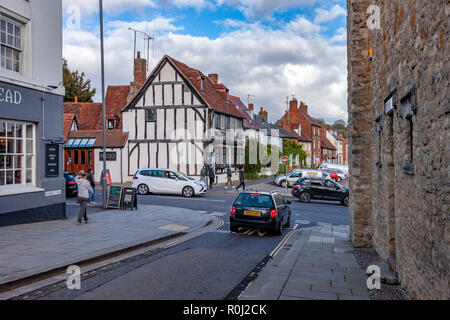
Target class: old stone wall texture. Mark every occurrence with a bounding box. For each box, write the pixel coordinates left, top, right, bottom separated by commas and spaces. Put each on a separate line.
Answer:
347, 0, 449, 299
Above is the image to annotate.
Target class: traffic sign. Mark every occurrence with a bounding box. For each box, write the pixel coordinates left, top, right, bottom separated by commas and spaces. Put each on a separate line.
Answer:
281, 156, 289, 164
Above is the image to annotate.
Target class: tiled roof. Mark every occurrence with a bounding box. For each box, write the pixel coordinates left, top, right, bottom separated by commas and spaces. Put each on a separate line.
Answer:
167, 56, 245, 119
321, 136, 337, 150
63, 102, 103, 131
105, 85, 130, 129
125, 55, 244, 119
63, 113, 76, 140
67, 130, 128, 148
229, 95, 262, 130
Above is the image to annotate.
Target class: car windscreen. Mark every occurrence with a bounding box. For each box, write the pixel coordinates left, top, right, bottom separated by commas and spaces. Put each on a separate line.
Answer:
234, 193, 274, 208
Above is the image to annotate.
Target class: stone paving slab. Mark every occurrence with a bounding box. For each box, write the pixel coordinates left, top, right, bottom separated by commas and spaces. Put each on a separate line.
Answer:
0, 205, 211, 286
240, 225, 371, 300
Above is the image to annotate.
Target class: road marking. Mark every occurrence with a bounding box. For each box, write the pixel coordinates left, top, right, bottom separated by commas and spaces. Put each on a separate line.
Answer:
211, 212, 227, 216
293, 224, 299, 230
317, 222, 332, 226
295, 219, 310, 225
309, 236, 335, 244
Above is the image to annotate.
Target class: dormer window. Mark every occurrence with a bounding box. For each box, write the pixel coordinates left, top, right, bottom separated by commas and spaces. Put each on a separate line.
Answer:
226, 89, 229, 101
201, 77, 205, 92
107, 119, 115, 130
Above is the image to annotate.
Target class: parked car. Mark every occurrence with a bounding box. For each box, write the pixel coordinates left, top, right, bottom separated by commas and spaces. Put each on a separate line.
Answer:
230, 191, 292, 235
132, 168, 207, 197
292, 177, 349, 206
273, 169, 327, 188
319, 163, 348, 174
320, 169, 339, 182
64, 172, 78, 197
333, 168, 348, 181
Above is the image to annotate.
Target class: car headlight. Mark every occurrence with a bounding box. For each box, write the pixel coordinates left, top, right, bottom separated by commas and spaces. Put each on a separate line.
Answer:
193, 181, 204, 187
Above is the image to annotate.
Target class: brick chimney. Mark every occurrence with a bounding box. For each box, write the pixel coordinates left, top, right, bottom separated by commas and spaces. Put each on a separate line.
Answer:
264, 111, 268, 121
258, 107, 268, 121
289, 98, 298, 111
248, 103, 254, 111
127, 51, 147, 102
300, 101, 308, 114
208, 74, 218, 85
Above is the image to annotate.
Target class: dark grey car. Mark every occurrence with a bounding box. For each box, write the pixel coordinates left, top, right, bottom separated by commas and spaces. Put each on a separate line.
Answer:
229, 191, 292, 235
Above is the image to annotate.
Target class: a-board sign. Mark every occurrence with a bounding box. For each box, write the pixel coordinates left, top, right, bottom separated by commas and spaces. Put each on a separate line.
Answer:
106, 185, 123, 209
122, 187, 137, 210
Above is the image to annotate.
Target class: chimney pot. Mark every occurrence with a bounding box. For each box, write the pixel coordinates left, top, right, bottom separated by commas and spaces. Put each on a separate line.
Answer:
74, 96, 78, 103
137, 51, 141, 59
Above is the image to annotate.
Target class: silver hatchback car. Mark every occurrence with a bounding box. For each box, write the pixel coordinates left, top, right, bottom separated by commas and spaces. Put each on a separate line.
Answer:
132, 168, 207, 197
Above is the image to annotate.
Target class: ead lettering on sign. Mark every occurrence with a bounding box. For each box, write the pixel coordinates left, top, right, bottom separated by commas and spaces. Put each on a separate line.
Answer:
183, 304, 217, 318
0, 87, 22, 105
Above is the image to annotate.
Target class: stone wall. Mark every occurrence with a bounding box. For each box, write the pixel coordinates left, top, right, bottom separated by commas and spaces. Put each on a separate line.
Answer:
347, 0, 374, 248
347, 0, 449, 299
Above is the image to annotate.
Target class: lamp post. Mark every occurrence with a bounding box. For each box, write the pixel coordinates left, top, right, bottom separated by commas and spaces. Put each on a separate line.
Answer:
99, 0, 107, 207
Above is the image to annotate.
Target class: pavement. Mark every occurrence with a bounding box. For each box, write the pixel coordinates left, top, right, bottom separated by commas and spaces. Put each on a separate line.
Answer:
0, 205, 212, 287
240, 224, 371, 300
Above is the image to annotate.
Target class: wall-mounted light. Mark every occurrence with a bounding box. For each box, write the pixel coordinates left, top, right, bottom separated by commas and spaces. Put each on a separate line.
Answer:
368, 48, 375, 61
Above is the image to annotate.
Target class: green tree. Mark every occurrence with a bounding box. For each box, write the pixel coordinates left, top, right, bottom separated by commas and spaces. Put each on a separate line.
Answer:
278, 139, 308, 174
63, 59, 96, 102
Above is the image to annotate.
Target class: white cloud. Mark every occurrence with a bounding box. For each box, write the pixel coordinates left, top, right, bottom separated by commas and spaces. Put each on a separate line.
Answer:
314, 4, 346, 24
63, 15, 348, 124
216, 0, 318, 19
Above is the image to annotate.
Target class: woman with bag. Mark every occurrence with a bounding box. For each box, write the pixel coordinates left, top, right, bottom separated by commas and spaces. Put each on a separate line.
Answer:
74, 170, 93, 225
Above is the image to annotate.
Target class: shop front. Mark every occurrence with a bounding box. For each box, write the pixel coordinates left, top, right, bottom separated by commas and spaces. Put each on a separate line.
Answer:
0, 81, 65, 226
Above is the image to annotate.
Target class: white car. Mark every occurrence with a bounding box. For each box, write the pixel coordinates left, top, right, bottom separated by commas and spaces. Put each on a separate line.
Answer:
132, 168, 207, 197
273, 169, 327, 188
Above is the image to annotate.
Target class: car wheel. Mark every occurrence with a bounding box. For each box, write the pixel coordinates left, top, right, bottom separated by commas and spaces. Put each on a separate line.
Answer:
276, 220, 283, 235
342, 195, 349, 206
230, 224, 239, 233
299, 191, 311, 203
280, 180, 287, 188
182, 186, 195, 197
338, 177, 342, 182
137, 184, 149, 195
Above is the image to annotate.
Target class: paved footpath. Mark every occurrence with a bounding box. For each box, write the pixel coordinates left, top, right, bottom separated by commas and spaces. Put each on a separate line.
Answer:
240, 224, 371, 300
0, 205, 211, 287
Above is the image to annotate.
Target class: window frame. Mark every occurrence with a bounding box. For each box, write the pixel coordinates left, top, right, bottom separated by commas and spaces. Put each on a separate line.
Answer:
0, 15, 23, 74
0, 120, 36, 190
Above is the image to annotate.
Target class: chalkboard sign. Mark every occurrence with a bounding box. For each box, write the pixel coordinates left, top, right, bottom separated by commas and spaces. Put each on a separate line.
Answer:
45, 144, 59, 177
106, 185, 123, 209
122, 187, 137, 210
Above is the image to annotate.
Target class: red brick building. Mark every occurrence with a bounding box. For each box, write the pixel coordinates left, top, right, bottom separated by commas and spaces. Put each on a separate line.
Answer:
276, 99, 323, 168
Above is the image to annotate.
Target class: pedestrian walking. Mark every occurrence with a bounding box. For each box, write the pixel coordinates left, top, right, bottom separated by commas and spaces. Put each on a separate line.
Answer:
225, 165, 233, 189
235, 166, 245, 191
200, 165, 208, 187
208, 165, 216, 188
86, 168, 96, 204
74, 170, 93, 225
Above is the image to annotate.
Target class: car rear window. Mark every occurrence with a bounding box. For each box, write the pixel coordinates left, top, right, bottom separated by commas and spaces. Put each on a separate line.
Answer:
234, 193, 274, 208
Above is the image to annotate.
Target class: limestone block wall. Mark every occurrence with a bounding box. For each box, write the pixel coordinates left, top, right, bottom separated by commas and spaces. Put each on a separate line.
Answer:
348, 0, 449, 299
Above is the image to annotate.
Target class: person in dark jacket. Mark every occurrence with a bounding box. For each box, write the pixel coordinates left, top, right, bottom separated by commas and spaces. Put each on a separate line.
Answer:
235, 166, 245, 191
208, 165, 215, 188
225, 165, 233, 189
86, 168, 96, 204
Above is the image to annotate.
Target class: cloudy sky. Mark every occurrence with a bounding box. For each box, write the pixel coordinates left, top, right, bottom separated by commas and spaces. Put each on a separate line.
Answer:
63, 0, 348, 124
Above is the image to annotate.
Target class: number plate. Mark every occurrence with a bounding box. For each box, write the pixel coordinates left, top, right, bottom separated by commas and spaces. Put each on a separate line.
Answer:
244, 210, 261, 217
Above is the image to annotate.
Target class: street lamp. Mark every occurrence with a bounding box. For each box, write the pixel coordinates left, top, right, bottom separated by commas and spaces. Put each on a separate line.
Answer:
99, 0, 107, 207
